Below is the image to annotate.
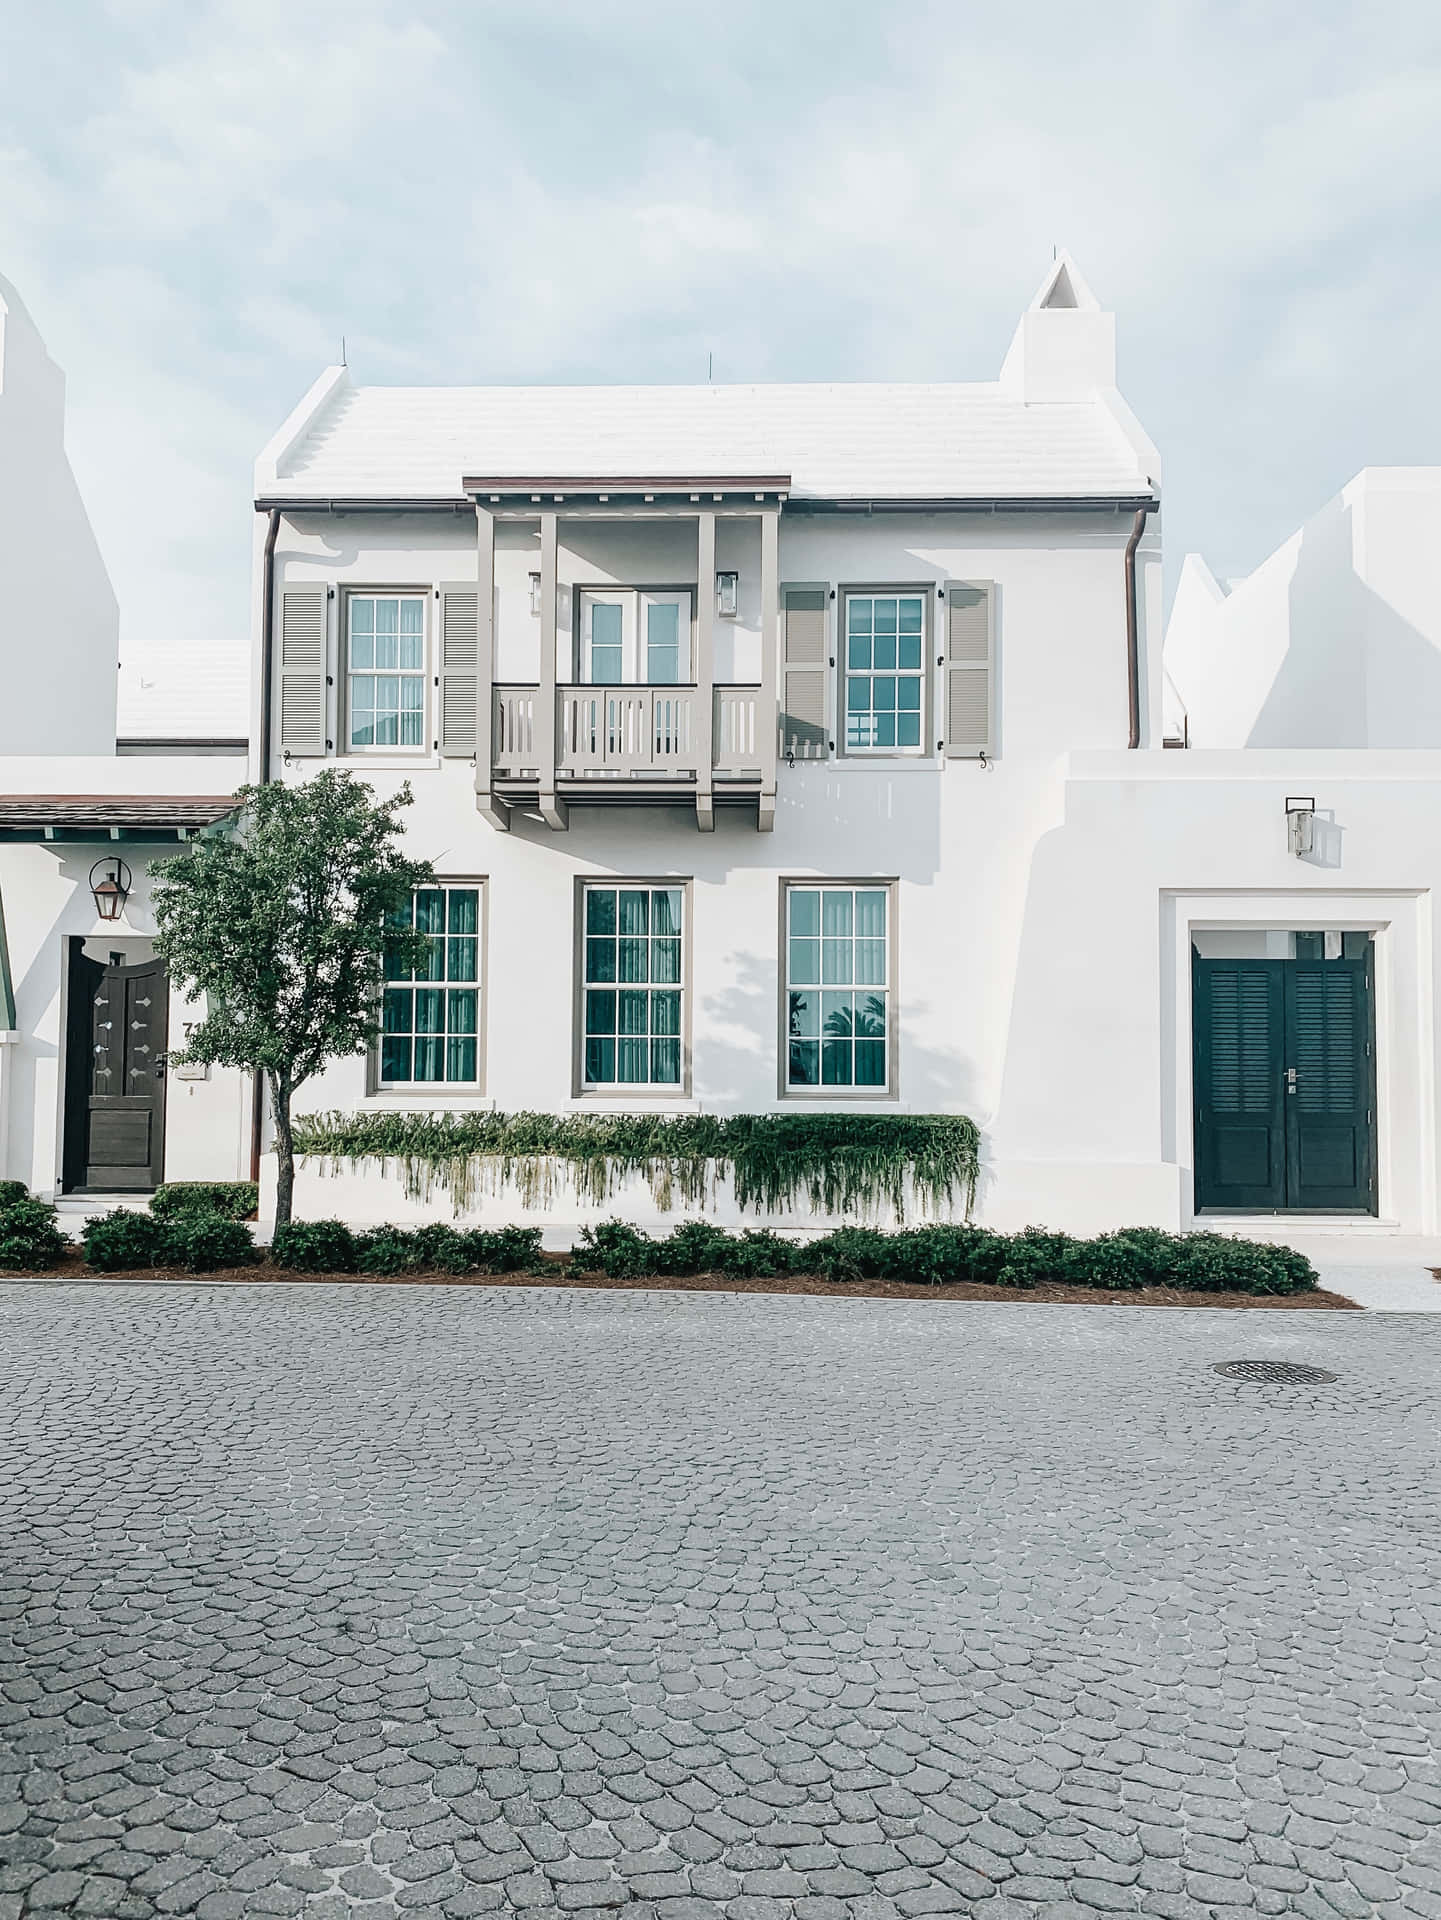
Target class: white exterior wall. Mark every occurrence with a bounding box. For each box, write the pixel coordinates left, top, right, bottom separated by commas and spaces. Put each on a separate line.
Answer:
258, 507, 1240, 1239
277, 744, 1441, 1239
0, 278, 118, 755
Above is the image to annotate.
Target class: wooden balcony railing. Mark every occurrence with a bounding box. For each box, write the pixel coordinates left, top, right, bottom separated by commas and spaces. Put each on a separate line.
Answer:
492, 685, 767, 783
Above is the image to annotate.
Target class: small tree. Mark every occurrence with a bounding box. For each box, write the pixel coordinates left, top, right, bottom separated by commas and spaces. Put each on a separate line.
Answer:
152, 771, 435, 1225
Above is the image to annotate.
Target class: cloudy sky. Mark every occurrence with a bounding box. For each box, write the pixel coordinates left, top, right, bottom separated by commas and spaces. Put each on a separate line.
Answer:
4, 0, 1441, 665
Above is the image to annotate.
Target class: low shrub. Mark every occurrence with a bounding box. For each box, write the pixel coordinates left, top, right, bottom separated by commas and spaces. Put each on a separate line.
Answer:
459, 1226, 545, 1273
0, 1196, 67, 1271
575, 1221, 656, 1279
268, 1219, 544, 1277
353, 1226, 430, 1275
152, 1182, 259, 1222
160, 1214, 257, 1273
82, 1210, 166, 1272
571, 1217, 1317, 1295
270, 1218, 357, 1273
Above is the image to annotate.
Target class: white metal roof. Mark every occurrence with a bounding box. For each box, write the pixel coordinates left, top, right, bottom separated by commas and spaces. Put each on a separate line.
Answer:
261, 376, 1154, 505
256, 257, 1158, 507
118, 639, 249, 740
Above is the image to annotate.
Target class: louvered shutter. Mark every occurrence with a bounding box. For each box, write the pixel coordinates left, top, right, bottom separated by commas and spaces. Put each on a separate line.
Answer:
278, 586, 328, 757
944, 583, 993, 758
437, 585, 479, 757
779, 588, 829, 761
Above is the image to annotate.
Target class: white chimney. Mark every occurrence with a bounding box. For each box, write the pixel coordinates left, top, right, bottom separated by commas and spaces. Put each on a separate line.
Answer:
999, 252, 1116, 402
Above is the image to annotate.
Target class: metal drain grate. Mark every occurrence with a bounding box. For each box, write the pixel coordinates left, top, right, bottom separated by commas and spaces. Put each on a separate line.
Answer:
1212, 1359, 1337, 1385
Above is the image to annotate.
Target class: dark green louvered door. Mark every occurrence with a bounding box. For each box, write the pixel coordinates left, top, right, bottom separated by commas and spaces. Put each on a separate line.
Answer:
1193, 947, 1375, 1214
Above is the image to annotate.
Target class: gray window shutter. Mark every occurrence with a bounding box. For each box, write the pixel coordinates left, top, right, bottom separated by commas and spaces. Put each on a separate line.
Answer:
944, 583, 993, 758
438, 585, 479, 757
780, 588, 829, 761
278, 586, 328, 757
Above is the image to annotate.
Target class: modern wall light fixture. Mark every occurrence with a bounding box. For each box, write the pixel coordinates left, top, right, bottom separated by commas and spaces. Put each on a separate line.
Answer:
715, 571, 739, 618
1285, 796, 1316, 858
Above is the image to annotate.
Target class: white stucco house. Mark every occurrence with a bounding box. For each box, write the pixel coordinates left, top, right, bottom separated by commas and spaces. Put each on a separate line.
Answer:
6, 255, 1441, 1243
237, 255, 1441, 1240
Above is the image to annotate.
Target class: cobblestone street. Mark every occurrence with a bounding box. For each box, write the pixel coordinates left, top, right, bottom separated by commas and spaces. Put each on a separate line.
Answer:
1, 1283, 1439, 1919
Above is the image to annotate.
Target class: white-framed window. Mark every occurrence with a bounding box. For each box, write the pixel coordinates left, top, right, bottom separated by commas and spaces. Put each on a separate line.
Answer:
347, 594, 427, 749
578, 589, 691, 686
785, 883, 892, 1091
844, 592, 926, 752
581, 883, 685, 1088
380, 884, 482, 1086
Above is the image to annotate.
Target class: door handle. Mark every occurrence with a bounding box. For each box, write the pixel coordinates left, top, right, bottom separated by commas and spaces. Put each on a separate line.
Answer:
1285, 1068, 1298, 1093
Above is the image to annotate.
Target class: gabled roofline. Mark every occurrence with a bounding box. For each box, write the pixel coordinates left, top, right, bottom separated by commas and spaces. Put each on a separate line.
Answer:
254, 364, 350, 494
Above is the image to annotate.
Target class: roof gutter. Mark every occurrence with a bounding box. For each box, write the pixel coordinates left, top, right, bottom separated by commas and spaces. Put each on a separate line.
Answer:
1124, 502, 1157, 750
251, 507, 281, 1184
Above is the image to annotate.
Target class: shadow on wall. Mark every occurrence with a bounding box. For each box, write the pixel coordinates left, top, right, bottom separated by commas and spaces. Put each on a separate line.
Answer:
1248, 495, 1441, 747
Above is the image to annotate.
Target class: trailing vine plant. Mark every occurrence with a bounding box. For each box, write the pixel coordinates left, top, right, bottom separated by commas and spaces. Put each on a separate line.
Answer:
289, 1110, 981, 1220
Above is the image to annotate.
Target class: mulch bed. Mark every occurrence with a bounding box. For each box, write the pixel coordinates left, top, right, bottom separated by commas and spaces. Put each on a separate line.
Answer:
7, 1252, 1359, 1308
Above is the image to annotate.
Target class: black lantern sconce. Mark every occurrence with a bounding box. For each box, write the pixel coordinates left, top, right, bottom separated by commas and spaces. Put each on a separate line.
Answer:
89, 856, 132, 922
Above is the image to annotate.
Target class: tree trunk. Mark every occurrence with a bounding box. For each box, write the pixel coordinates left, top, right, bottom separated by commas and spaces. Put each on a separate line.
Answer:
269, 1072, 296, 1227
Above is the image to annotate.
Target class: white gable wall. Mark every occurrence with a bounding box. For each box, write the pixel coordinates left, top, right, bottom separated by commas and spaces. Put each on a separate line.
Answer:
1166, 469, 1441, 749
0, 277, 118, 755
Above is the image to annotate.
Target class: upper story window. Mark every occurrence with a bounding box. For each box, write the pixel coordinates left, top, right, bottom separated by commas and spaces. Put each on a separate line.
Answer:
845, 593, 926, 753
785, 882, 893, 1093
578, 590, 692, 686
348, 594, 426, 749
581, 883, 686, 1089
380, 884, 481, 1086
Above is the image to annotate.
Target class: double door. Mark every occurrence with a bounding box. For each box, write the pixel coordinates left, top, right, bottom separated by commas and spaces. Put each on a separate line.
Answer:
1192, 948, 1376, 1213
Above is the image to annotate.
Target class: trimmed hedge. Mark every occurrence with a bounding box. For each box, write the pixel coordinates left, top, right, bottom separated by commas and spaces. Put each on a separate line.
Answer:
151, 1182, 259, 1222
575, 1220, 1317, 1296
82, 1209, 258, 1274
0, 1195, 67, 1271
269, 1220, 543, 1277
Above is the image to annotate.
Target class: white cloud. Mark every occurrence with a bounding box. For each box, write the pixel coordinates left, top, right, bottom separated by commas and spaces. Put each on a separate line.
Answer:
2, 0, 1441, 653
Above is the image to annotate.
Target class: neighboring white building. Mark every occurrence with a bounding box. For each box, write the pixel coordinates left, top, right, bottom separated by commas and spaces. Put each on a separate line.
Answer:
0, 278, 248, 1200
246, 256, 1441, 1240
1165, 468, 1441, 748
0, 274, 119, 756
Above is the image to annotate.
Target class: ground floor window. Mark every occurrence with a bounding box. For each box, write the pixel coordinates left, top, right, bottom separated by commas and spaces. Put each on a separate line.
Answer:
381, 885, 482, 1085
582, 884, 685, 1088
785, 882, 892, 1090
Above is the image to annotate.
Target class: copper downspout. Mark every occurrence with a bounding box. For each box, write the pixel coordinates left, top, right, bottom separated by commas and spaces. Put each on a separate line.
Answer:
249, 509, 281, 1183
1125, 503, 1156, 749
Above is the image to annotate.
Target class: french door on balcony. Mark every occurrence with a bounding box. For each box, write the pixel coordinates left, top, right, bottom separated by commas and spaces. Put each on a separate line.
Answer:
1192, 940, 1376, 1213
579, 590, 691, 685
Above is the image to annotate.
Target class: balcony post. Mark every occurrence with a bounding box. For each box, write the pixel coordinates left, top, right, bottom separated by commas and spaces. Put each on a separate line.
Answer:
758, 505, 779, 831
695, 510, 716, 831
473, 504, 509, 830
537, 510, 567, 830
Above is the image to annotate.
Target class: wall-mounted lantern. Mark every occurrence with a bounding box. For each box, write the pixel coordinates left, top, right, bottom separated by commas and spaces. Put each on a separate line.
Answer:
715, 571, 739, 618
89, 856, 132, 921
1285, 796, 1315, 858
529, 571, 542, 616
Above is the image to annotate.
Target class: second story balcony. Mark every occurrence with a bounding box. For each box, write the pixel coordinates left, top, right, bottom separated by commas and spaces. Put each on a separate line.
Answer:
470, 476, 786, 832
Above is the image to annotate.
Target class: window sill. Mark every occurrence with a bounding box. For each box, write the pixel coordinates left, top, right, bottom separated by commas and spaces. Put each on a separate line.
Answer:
366, 1091, 495, 1109
568, 1094, 700, 1111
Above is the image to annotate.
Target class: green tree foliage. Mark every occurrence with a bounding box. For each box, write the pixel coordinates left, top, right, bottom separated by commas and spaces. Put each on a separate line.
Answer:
150, 772, 434, 1224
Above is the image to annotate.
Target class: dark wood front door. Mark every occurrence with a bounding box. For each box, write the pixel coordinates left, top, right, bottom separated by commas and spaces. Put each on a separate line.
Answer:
63, 947, 169, 1192
1193, 946, 1375, 1214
